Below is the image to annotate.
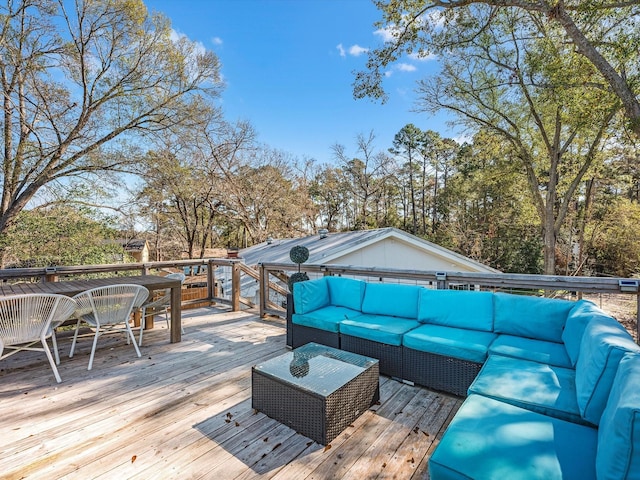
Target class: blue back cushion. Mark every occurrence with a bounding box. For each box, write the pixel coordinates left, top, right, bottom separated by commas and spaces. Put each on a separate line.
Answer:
326, 276, 365, 311
493, 293, 574, 342
596, 353, 640, 480
292, 277, 329, 314
563, 300, 612, 366
575, 315, 640, 425
418, 289, 494, 332
361, 283, 420, 319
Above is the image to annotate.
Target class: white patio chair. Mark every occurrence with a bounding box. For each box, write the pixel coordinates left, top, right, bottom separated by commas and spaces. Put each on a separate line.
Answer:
138, 272, 185, 346
69, 284, 149, 371
0, 294, 77, 383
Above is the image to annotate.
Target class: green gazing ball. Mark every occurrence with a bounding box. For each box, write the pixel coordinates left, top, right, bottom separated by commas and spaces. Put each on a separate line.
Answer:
289, 245, 309, 264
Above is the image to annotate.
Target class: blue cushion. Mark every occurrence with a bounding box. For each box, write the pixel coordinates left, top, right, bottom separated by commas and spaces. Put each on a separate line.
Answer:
575, 315, 640, 425
417, 289, 494, 332
563, 299, 612, 366
325, 276, 365, 311
493, 293, 574, 343
361, 283, 420, 319
597, 353, 640, 480
292, 306, 362, 333
340, 314, 420, 346
429, 394, 597, 480
292, 278, 329, 314
489, 335, 573, 368
403, 324, 496, 363
468, 355, 586, 425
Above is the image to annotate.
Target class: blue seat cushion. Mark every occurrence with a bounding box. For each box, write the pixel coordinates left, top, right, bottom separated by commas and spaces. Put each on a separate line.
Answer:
489, 335, 572, 368
403, 324, 496, 363
575, 315, 640, 425
292, 306, 362, 333
293, 278, 329, 314
326, 276, 365, 311
563, 299, 612, 366
468, 355, 586, 425
417, 289, 494, 332
597, 353, 640, 480
429, 394, 597, 480
340, 314, 420, 346
493, 292, 574, 343
361, 283, 420, 319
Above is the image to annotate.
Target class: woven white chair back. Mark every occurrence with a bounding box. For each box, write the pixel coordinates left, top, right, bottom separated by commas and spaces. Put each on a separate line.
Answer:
0, 294, 76, 349
73, 284, 149, 327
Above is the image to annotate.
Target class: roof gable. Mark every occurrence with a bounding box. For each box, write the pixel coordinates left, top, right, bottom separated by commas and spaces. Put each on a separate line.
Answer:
238, 228, 499, 273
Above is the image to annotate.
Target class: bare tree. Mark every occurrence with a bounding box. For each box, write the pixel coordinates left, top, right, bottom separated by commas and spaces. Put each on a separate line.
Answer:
0, 0, 221, 236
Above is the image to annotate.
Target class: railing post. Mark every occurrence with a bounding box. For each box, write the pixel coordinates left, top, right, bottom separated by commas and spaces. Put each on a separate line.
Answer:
637, 293, 639, 344
207, 259, 215, 303
231, 261, 241, 311
436, 272, 448, 290
259, 264, 268, 318
44, 267, 58, 283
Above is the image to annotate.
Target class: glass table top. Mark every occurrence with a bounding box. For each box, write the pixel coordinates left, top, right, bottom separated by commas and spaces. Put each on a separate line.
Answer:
253, 343, 378, 397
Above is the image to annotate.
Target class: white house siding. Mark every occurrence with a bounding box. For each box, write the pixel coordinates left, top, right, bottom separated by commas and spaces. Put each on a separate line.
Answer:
330, 237, 481, 273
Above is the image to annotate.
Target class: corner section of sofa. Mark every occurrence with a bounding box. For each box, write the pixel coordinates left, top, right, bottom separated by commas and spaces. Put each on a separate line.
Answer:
429, 394, 598, 480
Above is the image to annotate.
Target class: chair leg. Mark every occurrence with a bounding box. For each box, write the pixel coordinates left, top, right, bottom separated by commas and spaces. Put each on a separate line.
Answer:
51, 330, 60, 365
87, 329, 100, 371
138, 308, 146, 346
42, 339, 62, 383
69, 318, 81, 358
125, 322, 141, 358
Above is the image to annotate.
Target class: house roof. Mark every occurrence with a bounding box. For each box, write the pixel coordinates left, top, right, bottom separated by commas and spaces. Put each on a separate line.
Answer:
114, 239, 148, 252
238, 227, 500, 273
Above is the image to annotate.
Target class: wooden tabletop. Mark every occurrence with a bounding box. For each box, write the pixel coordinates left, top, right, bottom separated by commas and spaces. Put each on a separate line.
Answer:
0, 275, 184, 342
0, 275, 181, 297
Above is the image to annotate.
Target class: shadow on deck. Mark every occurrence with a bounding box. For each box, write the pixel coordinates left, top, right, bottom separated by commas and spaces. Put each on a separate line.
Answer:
0, 306, 461, 479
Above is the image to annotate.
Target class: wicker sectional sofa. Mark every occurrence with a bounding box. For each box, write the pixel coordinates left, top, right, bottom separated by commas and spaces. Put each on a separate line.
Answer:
286, 276, 640, 479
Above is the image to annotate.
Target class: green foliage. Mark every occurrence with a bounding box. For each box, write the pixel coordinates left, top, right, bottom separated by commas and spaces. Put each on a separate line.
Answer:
1, 206, 126, 267
587, 198, 640, 277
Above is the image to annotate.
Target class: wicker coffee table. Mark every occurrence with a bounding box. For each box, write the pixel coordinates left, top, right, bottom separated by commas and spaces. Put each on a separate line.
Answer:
252, 342, 380, 445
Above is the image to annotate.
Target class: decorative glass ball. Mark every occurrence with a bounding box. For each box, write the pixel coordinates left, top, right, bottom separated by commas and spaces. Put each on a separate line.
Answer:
289, 245, 309, 264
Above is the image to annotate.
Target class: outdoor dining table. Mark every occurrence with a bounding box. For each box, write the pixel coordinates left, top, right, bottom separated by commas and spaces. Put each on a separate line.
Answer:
0, 275, 183, 343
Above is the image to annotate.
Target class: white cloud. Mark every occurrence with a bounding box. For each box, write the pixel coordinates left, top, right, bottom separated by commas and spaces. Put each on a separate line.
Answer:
348, 44, 369, 56
409, 51, 438, 61
170, 29, 207, 57
337, 43, 369, 58
396, 63, 417, 72
374, 27, 396, 43
212, 36, 223, 46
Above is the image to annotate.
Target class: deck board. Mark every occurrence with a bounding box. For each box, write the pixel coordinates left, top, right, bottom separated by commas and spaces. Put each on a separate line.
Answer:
0, 306, 461, 480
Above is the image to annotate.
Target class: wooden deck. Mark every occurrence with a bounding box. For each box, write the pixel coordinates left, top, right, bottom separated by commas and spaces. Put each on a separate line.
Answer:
0, 307, 462, 480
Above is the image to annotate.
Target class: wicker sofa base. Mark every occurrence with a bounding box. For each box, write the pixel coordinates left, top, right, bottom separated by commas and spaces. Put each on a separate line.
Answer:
341, 334, 403, 379
290, 323, 340, 349
403, 347, 482, 397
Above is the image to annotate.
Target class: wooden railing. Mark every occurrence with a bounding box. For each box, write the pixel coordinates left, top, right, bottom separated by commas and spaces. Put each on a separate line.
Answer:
1, 258, 638, 340
257, 262, 640, 341
0, 258, 253, 310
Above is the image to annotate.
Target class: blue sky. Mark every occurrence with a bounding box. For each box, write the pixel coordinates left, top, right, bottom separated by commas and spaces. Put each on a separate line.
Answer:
146, 0, 458, 164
